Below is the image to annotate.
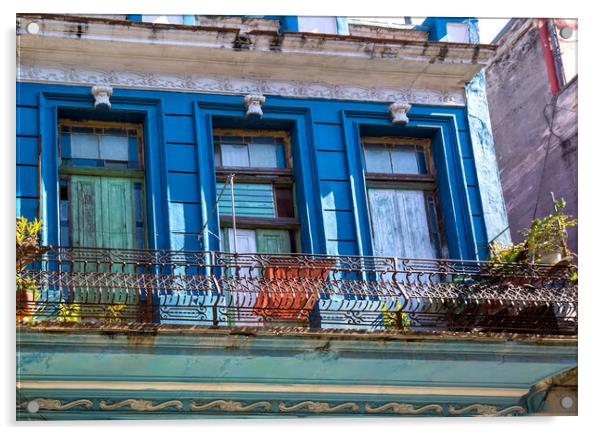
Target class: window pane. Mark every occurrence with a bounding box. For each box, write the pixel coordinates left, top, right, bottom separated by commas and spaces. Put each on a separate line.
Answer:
249, 143, 279, 168
70, 133, 99, 159
275, 186, 295, 218
391, 145, 420, 174
416, 149, 428, 174
100, 135, 129, 161
214, 144, 222, 167
221, 144, 250, 167
364, 143, 391, 173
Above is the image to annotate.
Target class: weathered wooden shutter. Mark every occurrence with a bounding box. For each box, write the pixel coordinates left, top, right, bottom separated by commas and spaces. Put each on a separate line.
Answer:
101, 177, 135, 250
256, 229, 291, 254
217, 182, 275, 218
71, 175, 136, 250
71, 175, 103, 248
368, 188, 436, 259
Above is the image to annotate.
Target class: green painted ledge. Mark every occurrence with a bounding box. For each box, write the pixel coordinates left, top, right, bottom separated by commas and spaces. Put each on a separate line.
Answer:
16, 324, 577, 419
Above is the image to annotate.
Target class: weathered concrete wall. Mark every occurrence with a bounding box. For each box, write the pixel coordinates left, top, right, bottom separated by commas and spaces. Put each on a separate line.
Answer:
485, 19, 578, 252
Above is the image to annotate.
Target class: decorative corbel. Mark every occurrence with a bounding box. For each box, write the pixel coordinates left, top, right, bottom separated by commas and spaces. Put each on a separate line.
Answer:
244, 94, 265, 117
388, 102, 411, 124
91, 85, 113, 109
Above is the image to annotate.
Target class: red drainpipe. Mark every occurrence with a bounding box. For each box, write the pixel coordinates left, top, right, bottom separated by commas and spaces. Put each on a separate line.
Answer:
538, 18, 560, 95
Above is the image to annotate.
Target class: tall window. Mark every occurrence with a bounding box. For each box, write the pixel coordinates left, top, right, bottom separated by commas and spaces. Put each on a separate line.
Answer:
58, 120, 146, 249
213, 129, 297, 254
362, 136, 445, 259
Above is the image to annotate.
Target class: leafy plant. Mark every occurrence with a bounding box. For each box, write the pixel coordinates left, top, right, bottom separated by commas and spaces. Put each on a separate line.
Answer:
382, 301, 411, 333
16, 217, 49, 322
489, 240, 528, 264
16, 217, 46, 277
104, 304, 127, 323
521, 198, 576, 261
54, 302, 81, 323
488, 197, 577, 264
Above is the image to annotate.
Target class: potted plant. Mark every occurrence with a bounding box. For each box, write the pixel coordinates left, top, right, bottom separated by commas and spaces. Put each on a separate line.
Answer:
488, 197, 577, 266
16, 217, 49, 321
521, 198, 577, 264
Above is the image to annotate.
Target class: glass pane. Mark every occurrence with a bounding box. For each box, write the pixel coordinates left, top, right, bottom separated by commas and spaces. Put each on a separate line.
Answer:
221, 144, 250, 167
391, 145, 420, 174
416, 149, 428, 174
133, 182, 143, 223
100, 135, 129, 161
249, 143, 278, 168
70, 133, 99, 160
275, 186, 295, 218
60, 133, 71, 158
214, 144, 222, 167
364, 143, 391, 173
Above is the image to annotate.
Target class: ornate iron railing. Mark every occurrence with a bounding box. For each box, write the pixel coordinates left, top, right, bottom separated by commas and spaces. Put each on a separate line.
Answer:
16, 247, 578, 335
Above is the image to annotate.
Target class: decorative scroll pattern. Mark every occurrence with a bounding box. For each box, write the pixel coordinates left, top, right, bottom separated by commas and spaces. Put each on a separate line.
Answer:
98, 399, 183, 411
17, 63, 467, 106
448, 404, 526, 416
17, 247, 578, 335
278, 401, 359, 413
190, 400, 272, 412
17, 397, 527, 417
18, 399, 93, 411
365, 403, 444, 415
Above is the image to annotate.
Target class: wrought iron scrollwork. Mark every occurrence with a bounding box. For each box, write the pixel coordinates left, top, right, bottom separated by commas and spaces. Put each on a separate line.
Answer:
17, 246, 577, 335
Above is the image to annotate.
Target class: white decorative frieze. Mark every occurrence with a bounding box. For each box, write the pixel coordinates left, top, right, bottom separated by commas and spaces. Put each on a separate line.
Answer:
389, 102, 412, 124
244, 94, 265, 117
91, 85, 113, 109
17, 64, 466, 106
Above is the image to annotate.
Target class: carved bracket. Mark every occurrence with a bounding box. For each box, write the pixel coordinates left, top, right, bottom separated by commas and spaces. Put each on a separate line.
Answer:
389, 102, 411, 124
244, 94, 265, 117
91, 85, 113, 109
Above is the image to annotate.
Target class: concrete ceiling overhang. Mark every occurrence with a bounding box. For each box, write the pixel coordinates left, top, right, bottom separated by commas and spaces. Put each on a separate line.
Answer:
17, 15, 497, 92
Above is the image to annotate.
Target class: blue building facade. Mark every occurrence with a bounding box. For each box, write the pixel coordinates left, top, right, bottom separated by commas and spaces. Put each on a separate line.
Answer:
17, 15, 507, 262
16, 14, 577, 419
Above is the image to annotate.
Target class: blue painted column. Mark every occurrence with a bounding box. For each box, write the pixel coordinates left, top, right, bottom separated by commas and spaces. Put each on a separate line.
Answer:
279, 16, 299, 32
336, 17, 349, 35
182, 15, 196, 25
421, 17, 511, 249
464, 19, 511, 246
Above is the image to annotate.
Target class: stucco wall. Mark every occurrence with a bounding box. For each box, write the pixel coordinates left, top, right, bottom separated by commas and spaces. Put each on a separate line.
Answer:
485, 19, 578, 252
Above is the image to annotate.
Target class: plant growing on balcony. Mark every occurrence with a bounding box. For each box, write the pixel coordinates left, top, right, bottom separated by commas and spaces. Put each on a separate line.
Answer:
381, 301, 411, 333
488, 198, 577, 265
522, 198, 576, 263
104, 304, 127, 323
16, 217, 49, 321
53, 302, 81, 323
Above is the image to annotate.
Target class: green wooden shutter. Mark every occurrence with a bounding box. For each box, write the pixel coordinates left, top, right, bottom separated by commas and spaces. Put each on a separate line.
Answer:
256, 229, 291, 254
100, 177, 135, 250
71, 175, 103, 248
71, 176, 136, 250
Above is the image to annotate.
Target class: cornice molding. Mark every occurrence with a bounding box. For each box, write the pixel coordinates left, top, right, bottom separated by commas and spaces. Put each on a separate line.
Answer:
17, 63, 467, 106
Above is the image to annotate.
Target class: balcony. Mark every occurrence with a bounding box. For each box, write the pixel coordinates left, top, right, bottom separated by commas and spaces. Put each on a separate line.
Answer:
16, 247, 577, 336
